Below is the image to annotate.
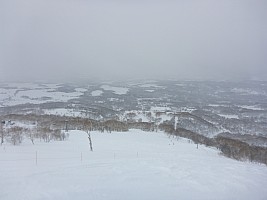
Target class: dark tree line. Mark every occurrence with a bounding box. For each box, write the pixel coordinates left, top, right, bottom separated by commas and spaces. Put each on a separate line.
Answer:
159, 123, 267, 165
216, 136, 267, 164
127, 122, 155, 132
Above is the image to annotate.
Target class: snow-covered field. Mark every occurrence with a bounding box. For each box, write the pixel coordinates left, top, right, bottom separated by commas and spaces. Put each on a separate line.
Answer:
239, 105, 264, 111
231, 88, 265, 96
91, 90, 103, 96
218, 114, 239, 119
139, 83, 165, 88
0, 83, 86, 107
1, 130, 267, 200
100, 85, 129, 95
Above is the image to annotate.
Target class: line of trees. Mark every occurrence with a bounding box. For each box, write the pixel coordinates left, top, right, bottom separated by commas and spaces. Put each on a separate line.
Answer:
0, 125, 68, 145
159, 123, 267, 165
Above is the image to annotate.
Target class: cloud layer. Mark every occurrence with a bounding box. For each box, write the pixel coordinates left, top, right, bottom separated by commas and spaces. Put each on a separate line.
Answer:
1, 0, 267, 82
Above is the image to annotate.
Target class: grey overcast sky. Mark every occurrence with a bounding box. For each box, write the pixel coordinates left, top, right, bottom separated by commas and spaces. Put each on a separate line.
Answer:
0, 0, 267, 82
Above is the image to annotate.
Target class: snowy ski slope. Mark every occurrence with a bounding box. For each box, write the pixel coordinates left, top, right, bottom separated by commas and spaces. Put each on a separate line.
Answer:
1, 130, 267, 200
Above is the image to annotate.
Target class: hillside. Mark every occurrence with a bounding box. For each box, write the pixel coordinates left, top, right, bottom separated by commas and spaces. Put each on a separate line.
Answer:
1, 130, 267, 200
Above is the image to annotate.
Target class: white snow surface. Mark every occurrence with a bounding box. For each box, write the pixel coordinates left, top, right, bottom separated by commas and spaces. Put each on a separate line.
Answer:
139, 83, 165, 88
0, 84, 85, 107
208, 104, 223, 107
100, 85, 129, 95
239, 105, 264, 111
91, 90, 103, 96
150, 106, 171, 112
1, 130, 267, 200
179, 107, 197, 113
75, 88, 87, 92
231, 88, 263, 95
5, 89, 83, 106
145, 89, 154, 92
218, 114, 239, 119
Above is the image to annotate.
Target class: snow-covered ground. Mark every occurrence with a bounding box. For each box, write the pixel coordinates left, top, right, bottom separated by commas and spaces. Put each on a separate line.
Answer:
231, 88, 264, 96
1, 130, 267, 200
75, 88, 88, 93
178, 107, 197, 113
150, 106, 171, 112
0, 84, 86, 107
239, 105, 264, 111
218, 114, 239, 119
91, 90, 103, 97
139, 83, 165, 88
100, 85, 129, 95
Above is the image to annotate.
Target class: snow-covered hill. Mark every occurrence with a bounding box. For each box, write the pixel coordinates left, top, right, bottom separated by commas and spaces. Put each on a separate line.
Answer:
1, 130, 267, 200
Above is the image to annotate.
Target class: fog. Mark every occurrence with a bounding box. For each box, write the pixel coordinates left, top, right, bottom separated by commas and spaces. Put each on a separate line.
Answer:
1, 0, 267, 82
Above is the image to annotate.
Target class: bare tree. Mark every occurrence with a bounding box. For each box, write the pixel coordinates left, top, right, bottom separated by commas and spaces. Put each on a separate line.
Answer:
85, 120, 93, 151
1, 121, 4, 145
29, 129, 35, 145
87, 131, 93, 151
9, 126, 24, 145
